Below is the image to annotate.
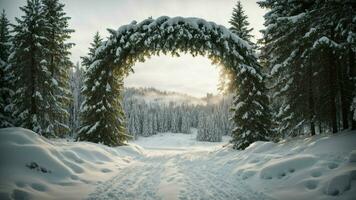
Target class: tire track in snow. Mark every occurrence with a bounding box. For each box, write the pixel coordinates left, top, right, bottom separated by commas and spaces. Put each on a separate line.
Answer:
87, 150, 274, 200
87, 156, 164, 200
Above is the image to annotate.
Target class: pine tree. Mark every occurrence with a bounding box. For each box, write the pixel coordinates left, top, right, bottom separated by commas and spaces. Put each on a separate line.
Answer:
259, 0, 312, 137
141, 110, 150, 136
9, 0, 54, 135
0, 10, 13, 128
152, 112, 158, 134
181, 106, 191, 134
42, 0, 74, 136
128, 110, 138, 139
229, 1, 253, 44
69, 62, 84, 136
77, 32, 129, 146
196, 112, 208, 141
0, 10, 11, 61
259, 0, 355, 137
227, 1, 272, 149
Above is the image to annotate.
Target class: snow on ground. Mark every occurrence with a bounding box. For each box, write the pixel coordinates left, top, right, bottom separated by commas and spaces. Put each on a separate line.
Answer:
0, 128, 143, 200
132, 130, 231, 151
0, 127, 355, 200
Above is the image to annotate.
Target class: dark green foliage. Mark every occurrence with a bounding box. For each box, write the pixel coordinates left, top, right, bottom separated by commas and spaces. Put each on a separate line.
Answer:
228, 2, 272, 149
42, 0, 74, 136
229, 1, 253, 44
230, 60, 272, 150
259, 0, 356, 138
0, 10, 11, 61
8, 0, 73, 136
9, 0, 53, 134
0, 10, 13, 127
77, 32, 129, 146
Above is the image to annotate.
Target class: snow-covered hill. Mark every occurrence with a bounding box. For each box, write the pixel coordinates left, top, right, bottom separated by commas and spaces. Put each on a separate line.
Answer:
124, 87, 226, 106
0, 128, 355, 200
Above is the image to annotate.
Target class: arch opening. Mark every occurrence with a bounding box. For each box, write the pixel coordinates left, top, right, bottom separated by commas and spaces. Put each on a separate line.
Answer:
124, 54, 221, 98
78, 16, 270, 149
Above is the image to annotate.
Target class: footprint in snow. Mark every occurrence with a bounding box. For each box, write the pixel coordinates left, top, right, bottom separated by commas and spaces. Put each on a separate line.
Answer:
166, 177, 175, 182
101, 168, 112, 173
31, 183, 47, 192
15, 182, 25, 188
310, 170, 322, 177
12, 189, 30, 200
328, 163, 338, 169
305, 180, 318, 190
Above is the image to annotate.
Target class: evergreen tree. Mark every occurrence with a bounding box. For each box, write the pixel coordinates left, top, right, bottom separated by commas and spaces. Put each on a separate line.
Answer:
81, 32, 102, 67
230, 59, 272, 149
141, 110, 150, 136
0, 10, 11, 61
229, 1, 253, 44
227, 1, 272, 149
0, 9, 13, 128
196, 113, 208, 141
259, 0, 312, 137
152, 112, 158, 134
259, 0, 355, 137
128, 110, 138, 139
9, 0, 54, 135
77, 32, 129, 146
42, 0, 74, 136
181, 106, 191, 134
121, 88, 234, 139
69, 62, 84, 136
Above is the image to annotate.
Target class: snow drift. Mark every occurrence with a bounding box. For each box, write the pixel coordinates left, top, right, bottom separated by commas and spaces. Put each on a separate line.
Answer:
0, 127, 355, 200
212, 132, 356, 200
0, 128, 143, 200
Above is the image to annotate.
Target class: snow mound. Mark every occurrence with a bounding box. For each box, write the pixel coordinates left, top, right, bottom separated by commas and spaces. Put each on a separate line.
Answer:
245, 141, 276, 153
323, 169, 356, 196
1, 128, 355, 200
350, 150, 356, 163
210, 131, 356, 200
260, 155, 317, 179
0, 128, 142, 200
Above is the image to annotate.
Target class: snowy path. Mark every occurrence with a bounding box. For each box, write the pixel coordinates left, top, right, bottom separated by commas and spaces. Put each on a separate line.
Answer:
2, 129, 356, 200
87, 149, 272, 200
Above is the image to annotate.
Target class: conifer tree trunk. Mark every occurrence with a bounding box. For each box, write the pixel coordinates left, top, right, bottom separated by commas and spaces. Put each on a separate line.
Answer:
29, 52, 37, 130
328, 53, 338, 133
340, 87, 350, 130
308, 62, 315, 136
338, 52, 350, 130
350, 48, 356, 130
352, 119, 356, 130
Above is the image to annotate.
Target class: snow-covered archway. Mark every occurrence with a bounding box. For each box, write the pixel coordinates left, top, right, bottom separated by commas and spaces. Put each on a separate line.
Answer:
78, 16, 270, 147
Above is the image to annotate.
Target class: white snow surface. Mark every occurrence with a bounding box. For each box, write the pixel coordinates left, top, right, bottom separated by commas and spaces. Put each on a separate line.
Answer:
1, 127, 356, 200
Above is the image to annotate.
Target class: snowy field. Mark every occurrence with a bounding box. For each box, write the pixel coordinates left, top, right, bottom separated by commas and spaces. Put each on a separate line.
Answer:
0, 128, 356, 200
132, 130, 230, 151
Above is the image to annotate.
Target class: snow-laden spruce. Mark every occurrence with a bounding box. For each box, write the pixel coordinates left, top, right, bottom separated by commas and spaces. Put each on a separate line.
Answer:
5, 0, 74, 137
0, 10, 13, 128
78, 16, 271, 148
259, 0, 356, 136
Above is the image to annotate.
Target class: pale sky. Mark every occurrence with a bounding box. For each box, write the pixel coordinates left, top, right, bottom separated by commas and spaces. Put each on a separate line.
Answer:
0, 0, 265, 97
